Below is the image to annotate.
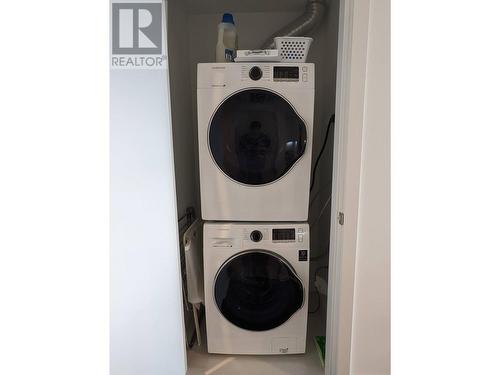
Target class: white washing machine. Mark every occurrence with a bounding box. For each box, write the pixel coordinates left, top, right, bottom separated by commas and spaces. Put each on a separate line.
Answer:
203, 222, 309, 355
197, 63, 315, 221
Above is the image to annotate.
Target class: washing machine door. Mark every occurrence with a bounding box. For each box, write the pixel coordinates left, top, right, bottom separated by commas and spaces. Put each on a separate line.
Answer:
209, 89, 307, 185
214, 250, 304, 331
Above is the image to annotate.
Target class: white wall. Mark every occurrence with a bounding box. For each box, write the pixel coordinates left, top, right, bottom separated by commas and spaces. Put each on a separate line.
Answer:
349, 0, 390, 373
110, 3, 187, 374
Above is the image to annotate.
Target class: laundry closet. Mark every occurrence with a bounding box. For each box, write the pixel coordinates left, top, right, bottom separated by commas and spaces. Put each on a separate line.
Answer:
166, 0, 340, 374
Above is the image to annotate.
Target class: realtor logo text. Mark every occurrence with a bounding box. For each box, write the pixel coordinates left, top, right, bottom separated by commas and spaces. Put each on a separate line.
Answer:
111, 2, 165, 69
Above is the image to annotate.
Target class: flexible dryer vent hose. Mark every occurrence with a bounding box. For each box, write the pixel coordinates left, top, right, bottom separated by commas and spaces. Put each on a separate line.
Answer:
261, 0, 327, 49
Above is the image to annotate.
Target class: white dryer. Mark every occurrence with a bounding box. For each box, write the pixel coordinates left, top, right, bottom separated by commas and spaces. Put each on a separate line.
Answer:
203, 222, 309, 355
197, 63, 315, 221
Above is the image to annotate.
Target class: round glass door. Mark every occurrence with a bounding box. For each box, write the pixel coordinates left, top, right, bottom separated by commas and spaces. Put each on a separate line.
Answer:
214, 251, 304, 331
209, 89, 307, 185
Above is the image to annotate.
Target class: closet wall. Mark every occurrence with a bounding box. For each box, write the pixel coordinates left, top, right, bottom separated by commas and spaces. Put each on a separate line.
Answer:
168, 0, 198, 217
305, 0, 339, 291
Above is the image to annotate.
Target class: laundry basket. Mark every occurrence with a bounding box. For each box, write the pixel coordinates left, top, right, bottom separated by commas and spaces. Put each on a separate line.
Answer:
274, 37, 313, 62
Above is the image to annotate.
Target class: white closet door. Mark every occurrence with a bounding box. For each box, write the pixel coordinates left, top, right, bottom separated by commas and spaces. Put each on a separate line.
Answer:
110, 1, 186, 374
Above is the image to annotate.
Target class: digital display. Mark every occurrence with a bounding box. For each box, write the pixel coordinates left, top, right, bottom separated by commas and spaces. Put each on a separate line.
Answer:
273, 66, 300, 81
272, 228, 296, 241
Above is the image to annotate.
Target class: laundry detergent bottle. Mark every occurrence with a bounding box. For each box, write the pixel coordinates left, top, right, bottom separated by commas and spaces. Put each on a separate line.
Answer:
216, 13, 238, 62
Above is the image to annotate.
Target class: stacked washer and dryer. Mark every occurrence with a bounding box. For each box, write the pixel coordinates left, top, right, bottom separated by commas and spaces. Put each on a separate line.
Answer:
197, 62, 314, 355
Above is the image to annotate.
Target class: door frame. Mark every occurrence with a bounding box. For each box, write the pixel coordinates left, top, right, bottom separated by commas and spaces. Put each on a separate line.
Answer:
325, 0, 372, 374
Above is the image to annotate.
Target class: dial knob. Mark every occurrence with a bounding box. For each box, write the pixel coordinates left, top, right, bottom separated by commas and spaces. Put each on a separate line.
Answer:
249, 66, 263, 81
250, 230, 263, 242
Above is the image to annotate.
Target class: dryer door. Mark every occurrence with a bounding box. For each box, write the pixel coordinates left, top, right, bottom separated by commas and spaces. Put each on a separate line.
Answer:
214, 250, 304, 331
209, 89, 307, 185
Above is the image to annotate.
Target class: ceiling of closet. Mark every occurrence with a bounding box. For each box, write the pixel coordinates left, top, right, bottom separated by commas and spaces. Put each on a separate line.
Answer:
185, 0, 307, 14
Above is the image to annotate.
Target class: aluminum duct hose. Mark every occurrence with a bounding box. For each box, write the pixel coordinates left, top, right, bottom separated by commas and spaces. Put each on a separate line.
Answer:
261, 0, 326, 49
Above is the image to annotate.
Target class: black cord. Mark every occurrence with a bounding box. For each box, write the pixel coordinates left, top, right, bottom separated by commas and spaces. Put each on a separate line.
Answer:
310, 114, 335, 192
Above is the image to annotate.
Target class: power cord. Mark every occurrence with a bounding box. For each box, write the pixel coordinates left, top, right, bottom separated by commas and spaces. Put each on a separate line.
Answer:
308, 115, 335, 264
310, 114, 335, 192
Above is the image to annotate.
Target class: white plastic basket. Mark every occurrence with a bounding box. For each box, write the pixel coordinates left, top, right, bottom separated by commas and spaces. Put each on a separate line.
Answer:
274, 36, 313, 62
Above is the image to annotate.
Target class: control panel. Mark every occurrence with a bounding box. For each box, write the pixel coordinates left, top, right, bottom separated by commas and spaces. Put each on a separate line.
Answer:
243, 227, 307, 243
237, 64, 311, 83
198, 63, 314, 88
